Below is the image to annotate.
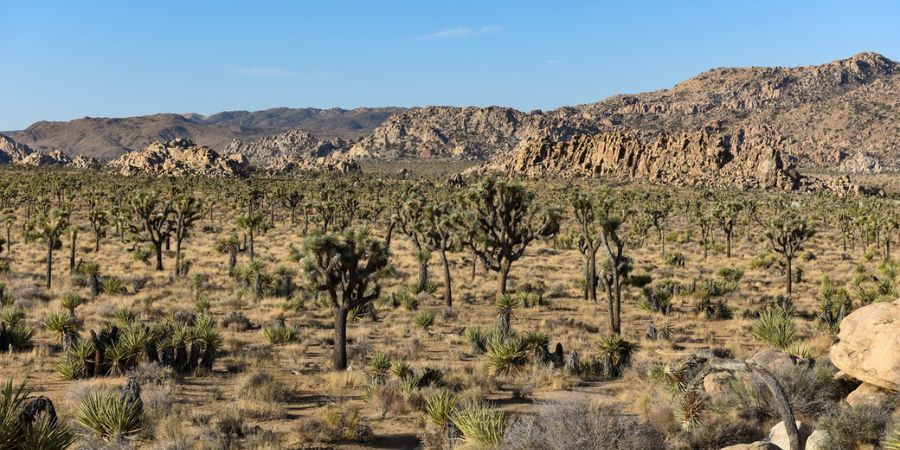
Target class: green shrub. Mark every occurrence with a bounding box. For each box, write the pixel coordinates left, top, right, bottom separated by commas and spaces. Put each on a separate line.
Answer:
484, 333, 527, 376
752, 309, 796, 350
452, 401, 505, 447
413, 310, 436, 329
818, 403, 891, 450
262, 326, 300, 346
424, 389, 457, 427
0, 380, 75, 450
75, 389, 143, 440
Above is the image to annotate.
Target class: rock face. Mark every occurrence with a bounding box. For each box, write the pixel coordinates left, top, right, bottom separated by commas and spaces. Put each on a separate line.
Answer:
107, 139, 248, 177
845, 382, 896, 407
830, 298, 900, 391
478, 125, 804, 190
224, 129, 352, 165
263, 155, 361, 175
348, 106, 545, 160
0, 134, 34, 163
19, 149, 72, 166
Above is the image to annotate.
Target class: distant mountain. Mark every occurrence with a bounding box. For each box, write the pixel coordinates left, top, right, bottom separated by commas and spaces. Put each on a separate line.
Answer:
8, 107, 403, 160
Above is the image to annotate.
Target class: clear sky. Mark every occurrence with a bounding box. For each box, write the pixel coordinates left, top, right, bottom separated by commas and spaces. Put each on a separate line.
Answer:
2, 0, 898, 130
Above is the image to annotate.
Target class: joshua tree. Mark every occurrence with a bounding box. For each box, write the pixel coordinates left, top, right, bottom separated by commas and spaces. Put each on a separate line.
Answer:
713, 200, 743, 258
698, 214, 713, 260
765, 214, 816, 295
238, 211, 268, 261
595, 194, 631, 335
87, 205, 108, 253
68, 228, 77, 273
462, 178, 560, 296
171, 194, 203, 277
570, 188, 603, 302
300, 228, 388, 370
274, 184, 304, 225
128, 191, 172, 271
643, 194, 671, 257
423, 196, 460, 306
23, 208, 70, 289
395, 186, 430, 293
215, 234, 242, 275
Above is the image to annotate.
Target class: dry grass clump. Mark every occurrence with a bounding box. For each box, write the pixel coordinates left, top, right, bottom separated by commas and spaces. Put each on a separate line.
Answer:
234, 369, 291, 419
294, 403, 372, 445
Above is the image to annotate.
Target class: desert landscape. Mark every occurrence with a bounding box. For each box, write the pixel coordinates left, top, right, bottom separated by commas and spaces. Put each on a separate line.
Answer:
1, 3, 899, 449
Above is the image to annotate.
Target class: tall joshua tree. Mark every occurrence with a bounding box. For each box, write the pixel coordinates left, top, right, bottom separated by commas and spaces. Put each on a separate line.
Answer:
171, 194, 203, 277
23, 207, 70, 289
595, 193, 632, 335
423, 195, 460, 306
88, 207, 108, 253
238, 211, 267, 261
643, 193, 671, 257
275, 184, 304, 225
395, 186, 430, 293
570, 188, 603, 302
713, 200, 743, 258
765, 214, 816, 295
215, 234, 242, 276
463, 178, 560, 296
300, 228, 388, 370
128, 191, 173, 271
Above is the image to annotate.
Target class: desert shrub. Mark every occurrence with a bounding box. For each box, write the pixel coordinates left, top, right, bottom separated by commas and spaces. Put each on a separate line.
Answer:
752, 308, 796, 350
102, 276, 126, 295
75, 388, 143, 441
364, 383, 407, 418
638, 285, 673, 315
749, 251, 777, 270
664, 252, 686, 267
366, 351, 391, 382
262, 326, 300, 346
671, 414, 763, 450
220, 311, 251, 332
451, 401, 505, 447
503, 398, 664, 450
413, 310, 436, 329
235, 369, 290, 419
818, 276, 852, 330
424, 389, 458, 427
0, 309, 33, 351
817, 402, 892, 450
296, 403, 372, 444
594, 334, 637, 378
464, 326, 488, 354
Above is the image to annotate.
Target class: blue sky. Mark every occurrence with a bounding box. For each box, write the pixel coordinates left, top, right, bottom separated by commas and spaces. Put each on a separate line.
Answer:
2, 0, 898, 130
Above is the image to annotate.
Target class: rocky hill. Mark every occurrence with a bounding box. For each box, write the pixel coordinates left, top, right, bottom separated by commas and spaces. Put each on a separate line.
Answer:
107, 139, 249, 177
0, 134, 34, 163
570, 52, 899, 170
7, 107, 401, 160
354, 52, 898, 172
224, 129, 352, 165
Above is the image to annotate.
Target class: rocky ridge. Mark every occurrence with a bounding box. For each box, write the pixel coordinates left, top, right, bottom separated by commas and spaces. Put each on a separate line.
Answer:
224, 129, 352, 164
107, 139, 249, 177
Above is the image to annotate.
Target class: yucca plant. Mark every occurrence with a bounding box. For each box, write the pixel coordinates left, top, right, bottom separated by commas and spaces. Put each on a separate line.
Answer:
597, 334, 637, 377
752, 308, 797, 350
101, 276, 125, 295
390, 359, 413, 380
42, 310, 79, 347
413, 310, 436, 330
262, 326, 300, 346
484, 333, 527, 376
60, 293, 84, 317
451, 401, 506, 447
75, 389, 142, 441
0, 380, 75, 450
0, 307, 24, 328
366, 351, 391, 383
464, 326, 488, 354
495, 294, 519, 335
424, 389, 458, 427
674, 389, 704, 431
0, 325, 34, 351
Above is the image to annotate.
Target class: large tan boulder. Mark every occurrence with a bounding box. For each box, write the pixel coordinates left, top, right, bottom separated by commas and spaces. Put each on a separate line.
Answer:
804, 430, 827, 450
830, 298, 900, 391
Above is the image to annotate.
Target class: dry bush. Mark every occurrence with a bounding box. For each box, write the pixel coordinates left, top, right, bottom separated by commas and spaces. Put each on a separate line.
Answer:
235, 369, 290, 419
503, 398, 664, 450
294, 403, 372, 444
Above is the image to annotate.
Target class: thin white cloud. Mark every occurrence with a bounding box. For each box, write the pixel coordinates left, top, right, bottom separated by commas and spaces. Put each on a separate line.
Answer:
223, 66, 296, 77
415, 25, 503, 40
545, 59, 565, 65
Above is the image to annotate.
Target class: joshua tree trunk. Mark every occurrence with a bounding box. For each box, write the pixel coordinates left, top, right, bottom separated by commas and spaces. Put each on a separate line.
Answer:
248, 228, 255, 261
497, 258, 511, 296
46, 243, 53, 290
69, 229, 77, 273
439, 247, 452, 307
95, 231, 101, 253
785, 256, 792, 295
154, 241, 164, 271
586, 251, 598, 302
333, 307, 350, 370
384, 220, 396, 250
726, 229, 733, 258
416, 253, 429, 293
228, 248, 237, 275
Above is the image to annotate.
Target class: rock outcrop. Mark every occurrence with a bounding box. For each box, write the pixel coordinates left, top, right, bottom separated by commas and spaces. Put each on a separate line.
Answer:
830, 298, 900, 392
477, 125, 806, 190
224, 129, 352, 164
107, 139, 248, 177
262, 155, 361, 175
19, 149, 72, 166
0, 134, 34, 163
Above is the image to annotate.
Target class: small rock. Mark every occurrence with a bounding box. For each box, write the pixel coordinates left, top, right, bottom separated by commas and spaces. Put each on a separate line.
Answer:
768, 420, 811, 450
804, 430, 827, 450
719, 442, 779, 450
750, 349, 796, 374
